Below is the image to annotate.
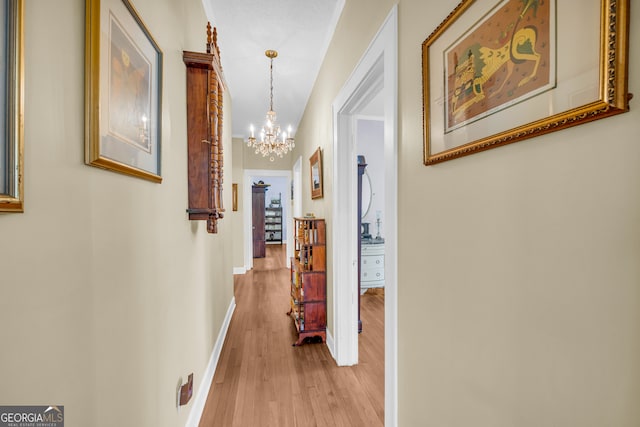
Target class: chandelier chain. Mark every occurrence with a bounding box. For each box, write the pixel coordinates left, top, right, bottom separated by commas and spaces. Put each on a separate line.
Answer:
269, 56, 274, 112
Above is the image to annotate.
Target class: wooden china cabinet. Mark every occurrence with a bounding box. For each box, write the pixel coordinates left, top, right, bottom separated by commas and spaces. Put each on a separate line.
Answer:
288, 218, 327, 346
182, 23, 225, 233
252, 184, 269, 258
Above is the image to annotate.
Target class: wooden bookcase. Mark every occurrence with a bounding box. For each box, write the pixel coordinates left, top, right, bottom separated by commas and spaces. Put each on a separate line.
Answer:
288, 217, 326, 346
265, 206, 283, 244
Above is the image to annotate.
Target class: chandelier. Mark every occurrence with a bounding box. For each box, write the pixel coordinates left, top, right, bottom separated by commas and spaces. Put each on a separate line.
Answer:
246, 50, 295, 161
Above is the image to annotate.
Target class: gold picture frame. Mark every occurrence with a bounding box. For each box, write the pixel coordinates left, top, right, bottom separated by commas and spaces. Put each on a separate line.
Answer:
85, 0, 163, 182
422, 0, 631, 165
0, 0, 24, 213
232, 183, 238, 211
309, 147, 323, 199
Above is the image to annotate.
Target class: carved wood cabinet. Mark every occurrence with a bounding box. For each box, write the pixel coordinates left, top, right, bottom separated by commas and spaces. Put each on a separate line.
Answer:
183, 24, 225, 233
252, 185, 268, 258
288, 218, 326, 346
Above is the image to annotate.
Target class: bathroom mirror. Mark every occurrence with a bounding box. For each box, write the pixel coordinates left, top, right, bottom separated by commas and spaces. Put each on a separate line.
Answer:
361, 169, 372, 219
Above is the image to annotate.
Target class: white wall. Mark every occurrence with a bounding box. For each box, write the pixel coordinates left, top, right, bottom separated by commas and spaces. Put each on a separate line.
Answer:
0, 1, 234, 426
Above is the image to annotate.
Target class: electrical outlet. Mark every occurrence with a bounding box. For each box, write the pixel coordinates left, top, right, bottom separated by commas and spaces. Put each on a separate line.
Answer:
179, 373, 193, 407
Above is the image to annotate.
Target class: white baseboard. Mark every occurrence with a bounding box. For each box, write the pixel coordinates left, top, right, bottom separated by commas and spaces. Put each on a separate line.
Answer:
233, 267, 247, 275
185, 296, 236, 427
326, 329, 335, 360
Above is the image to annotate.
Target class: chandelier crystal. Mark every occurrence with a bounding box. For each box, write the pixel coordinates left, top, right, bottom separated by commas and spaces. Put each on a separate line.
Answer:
246, 50, 295, 161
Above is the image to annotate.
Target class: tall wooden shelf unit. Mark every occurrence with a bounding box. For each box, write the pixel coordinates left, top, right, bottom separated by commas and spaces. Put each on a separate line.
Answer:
288, 218, 326, 346
265, 206, 283, 244
252, 185, 268, 258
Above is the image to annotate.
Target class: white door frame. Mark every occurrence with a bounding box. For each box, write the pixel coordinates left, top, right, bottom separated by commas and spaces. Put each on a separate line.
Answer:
292, 156, 302, 218
243, 169, 293, 270
331, 6, 398, 426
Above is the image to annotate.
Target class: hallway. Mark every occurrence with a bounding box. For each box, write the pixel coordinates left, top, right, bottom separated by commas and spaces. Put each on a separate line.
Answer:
198, 245, 384, 427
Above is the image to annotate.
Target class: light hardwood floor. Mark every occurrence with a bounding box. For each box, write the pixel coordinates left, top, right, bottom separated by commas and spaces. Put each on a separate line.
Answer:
198, 245, 384, 427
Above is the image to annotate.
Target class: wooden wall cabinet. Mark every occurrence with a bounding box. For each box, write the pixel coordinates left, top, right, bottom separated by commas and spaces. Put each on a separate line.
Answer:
288, 218, 326, 346
183, 23, 225, 233
252, 185, 268, 258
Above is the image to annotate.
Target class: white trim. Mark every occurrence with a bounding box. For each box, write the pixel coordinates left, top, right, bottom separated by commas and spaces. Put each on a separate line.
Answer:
233, 267, 247, 275
243, 171, 253, 271
185, 296, 236, 427
292, 156, 303, 218
331, 110, 360, 367
298, 0, 346, 126
331, 5, 398, 426
243, 169, 293, 270
325, 328, 336, 360
324, 0, 346, 61
354, 114, 384, 123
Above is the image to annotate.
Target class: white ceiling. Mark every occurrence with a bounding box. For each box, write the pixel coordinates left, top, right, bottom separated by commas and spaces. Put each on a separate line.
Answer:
202, 0, 345, 139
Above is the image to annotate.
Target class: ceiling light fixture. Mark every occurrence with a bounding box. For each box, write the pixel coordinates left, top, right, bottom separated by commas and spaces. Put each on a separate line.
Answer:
246, 50, 295, 161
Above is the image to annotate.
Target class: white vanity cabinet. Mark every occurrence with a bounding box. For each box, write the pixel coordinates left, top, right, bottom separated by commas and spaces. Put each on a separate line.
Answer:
360, 242, 384, 293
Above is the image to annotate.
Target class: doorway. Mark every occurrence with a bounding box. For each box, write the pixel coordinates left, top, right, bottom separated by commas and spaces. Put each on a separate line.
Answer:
243, 169, 293, 271
331, 6, 398, 427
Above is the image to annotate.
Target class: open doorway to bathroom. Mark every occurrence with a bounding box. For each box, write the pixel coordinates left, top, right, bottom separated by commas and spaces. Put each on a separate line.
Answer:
356, 114, 386, 330
331, 6, 397, 425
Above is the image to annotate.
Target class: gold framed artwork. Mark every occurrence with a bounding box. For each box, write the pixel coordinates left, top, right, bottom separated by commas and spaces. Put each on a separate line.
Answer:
422, 0, 631, 165
0, 0, 24, 213
309, 147, 323, 199
85, 0, 163, 182
232, 183, 238, 211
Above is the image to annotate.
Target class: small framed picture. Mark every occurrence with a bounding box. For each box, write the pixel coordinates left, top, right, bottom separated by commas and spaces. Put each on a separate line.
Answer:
0, 0, 24, 212
232, 183, 238, 211
309, 147, 323, 199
